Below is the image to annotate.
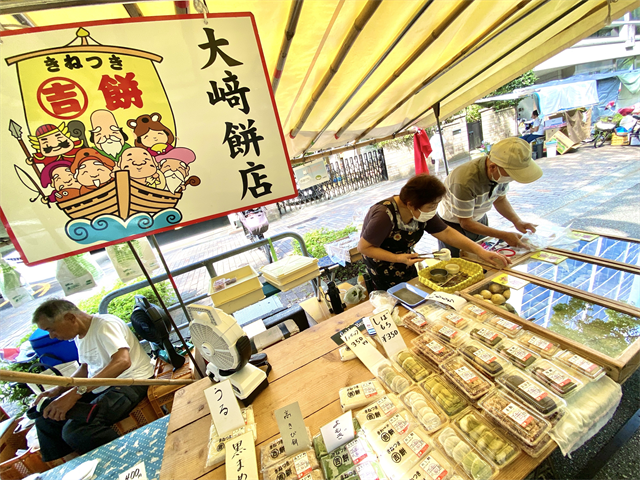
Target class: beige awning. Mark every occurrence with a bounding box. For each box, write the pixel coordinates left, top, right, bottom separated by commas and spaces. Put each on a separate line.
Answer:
2, 0, 638, 159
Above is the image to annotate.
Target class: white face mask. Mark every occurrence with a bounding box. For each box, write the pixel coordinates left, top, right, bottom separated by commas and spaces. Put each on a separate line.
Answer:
414, 207, 437, 222
495, 173, 512, 184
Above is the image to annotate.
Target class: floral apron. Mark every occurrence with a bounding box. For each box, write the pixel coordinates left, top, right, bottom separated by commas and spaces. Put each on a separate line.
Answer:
363, 197, 425, 291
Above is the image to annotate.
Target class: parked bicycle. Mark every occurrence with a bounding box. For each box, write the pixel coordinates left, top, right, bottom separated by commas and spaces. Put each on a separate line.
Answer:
237, 207, 272, 263
593, 116, 617, 148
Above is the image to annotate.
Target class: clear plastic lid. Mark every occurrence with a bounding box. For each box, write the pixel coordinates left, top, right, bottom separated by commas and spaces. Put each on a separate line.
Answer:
496, 367, 567, 422
517, 331, 561, 358
484, 315, 523, 338
494, 339, 538, 370
413, 332, 457, 364
440, 357, 494, 402
454, 409, 520, 468
401, 386, 448, 433
508, 433, 554, 458
477, 389, 552, 447
432, 310, 472, 329
468, 325, 505, 348
361, 409, 418, 456
403, 310, 431, 334
429, 322, 469, 347
376, 360, 414, 395
260, 255, 317, 279
458, 341, 509, 379
420, 376, 468, 418
461, 303, 493, 322
553, 350, 606, 380
395, 348, 436, 383
529, 359, 584, 398
415, 302, 447, 319
355, 393, 405, 429
378, 427, 434, 480
398, 448, 454, 480
437, 426, 497, 480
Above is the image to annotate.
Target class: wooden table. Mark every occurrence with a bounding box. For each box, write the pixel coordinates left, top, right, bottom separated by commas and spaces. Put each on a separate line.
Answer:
160, 298, 555, 480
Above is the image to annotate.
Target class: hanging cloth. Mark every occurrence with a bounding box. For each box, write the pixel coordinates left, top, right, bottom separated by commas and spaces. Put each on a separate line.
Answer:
413, 128, 432, 175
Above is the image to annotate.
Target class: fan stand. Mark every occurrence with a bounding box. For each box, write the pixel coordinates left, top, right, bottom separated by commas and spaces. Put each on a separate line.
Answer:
206, 363, 268, 405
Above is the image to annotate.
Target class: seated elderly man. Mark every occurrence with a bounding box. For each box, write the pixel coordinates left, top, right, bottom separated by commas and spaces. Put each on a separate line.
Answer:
32, 299, 154, 462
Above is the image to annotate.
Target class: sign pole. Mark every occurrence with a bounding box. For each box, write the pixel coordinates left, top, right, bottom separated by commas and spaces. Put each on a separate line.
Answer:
433, 102, 449, 175
127, 240, 203, 378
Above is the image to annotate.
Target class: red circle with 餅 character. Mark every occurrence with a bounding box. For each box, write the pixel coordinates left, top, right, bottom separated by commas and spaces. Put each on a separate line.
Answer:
36, 77, 88, 120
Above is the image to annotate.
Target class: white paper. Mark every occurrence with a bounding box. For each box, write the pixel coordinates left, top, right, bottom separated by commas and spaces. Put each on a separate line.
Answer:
204, 380, 245, 437
340, 326, 386, 375
225, 431, 259, 480
427, 292, 467, 311
320, 411, 355, 453
369, 309, 407, 359
118, 462, 147, 480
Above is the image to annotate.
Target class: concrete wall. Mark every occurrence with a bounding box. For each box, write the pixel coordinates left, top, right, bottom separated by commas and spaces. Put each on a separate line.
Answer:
441, 115, 469, 158
480, 107, 517, 144
382, 145, 414, 181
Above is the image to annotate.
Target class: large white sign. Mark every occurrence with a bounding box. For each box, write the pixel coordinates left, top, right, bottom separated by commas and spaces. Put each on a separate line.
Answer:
0, 14, 296, 265
293, 159, 329, 189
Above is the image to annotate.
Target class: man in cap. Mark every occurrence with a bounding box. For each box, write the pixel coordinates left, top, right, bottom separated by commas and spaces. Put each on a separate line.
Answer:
70, 148, 116, 195
437, 137, 543, 256
89, 110, 131, 162
29, 123, 83, 167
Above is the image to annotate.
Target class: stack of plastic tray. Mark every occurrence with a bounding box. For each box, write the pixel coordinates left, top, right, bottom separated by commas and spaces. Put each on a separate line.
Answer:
261, 255, 320, 291
208, 265, 264, 314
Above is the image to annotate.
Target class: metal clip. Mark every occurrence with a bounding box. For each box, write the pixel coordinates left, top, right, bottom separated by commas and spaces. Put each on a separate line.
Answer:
194, 0, 209, 25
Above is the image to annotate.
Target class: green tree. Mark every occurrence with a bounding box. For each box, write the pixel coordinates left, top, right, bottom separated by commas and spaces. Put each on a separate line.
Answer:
485, 70, 537, 110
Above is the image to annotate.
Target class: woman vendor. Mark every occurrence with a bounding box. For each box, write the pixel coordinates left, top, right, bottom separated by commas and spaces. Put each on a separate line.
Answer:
358, 174, 510, 290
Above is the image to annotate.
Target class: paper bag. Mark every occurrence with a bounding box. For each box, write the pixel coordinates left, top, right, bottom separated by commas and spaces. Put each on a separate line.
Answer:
106, 238, 159, 282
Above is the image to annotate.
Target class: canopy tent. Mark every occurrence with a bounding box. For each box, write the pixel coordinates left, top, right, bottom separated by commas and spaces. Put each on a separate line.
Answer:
1, 0, 639, 162
477, 80, 600, 116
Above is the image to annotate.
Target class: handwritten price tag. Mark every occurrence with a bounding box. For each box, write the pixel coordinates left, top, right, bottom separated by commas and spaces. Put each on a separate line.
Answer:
369, 309, 406, 359
427, 292, 467, 311
320, 411, 355, 453
492, 273, 529, 290
119, 462, 147, 480
530, 251, 567, 264
339, 326, 386, 375
204, 379, 244, 437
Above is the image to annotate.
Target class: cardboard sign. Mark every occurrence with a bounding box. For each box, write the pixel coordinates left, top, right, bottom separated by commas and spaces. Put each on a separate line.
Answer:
320, 411, 355, 453
275, 402, 310, 456
204, 380, 245, 436
225, 430, 259, 480
369, 309, 407, 359
119, 462, 147, 480
530, 251, 567, 265
427, 292, 467, 311
0, 15, 297, 266
492, 274, 529, 290
340, 326, 386, 375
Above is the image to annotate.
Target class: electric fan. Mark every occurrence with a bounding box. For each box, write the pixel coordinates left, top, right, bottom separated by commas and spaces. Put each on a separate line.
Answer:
187, 304, 268, 403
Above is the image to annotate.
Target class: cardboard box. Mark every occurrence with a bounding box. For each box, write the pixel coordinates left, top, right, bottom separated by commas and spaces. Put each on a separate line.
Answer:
549, 131, 578, 155
545, 127, 560, 141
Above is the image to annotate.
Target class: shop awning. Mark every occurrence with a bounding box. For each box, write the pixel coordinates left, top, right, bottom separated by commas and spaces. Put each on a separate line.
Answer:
1, 0, 639, 159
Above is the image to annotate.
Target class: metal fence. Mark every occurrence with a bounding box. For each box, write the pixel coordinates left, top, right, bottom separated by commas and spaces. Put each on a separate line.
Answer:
277, 148, 388, 214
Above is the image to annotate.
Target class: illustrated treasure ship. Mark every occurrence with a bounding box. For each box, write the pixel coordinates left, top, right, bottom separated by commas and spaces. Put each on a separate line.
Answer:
58, 170, 182, 221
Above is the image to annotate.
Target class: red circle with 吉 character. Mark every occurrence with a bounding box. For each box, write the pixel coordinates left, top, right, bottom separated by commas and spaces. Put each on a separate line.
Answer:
36, 77, 88, 120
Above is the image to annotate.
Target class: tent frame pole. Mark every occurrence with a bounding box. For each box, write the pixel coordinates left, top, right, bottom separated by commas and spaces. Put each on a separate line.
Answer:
433, 102, 449, 176
127, 240, 204, 378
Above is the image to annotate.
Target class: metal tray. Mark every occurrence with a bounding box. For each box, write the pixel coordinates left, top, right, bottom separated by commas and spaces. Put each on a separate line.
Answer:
387, 282, 429, 307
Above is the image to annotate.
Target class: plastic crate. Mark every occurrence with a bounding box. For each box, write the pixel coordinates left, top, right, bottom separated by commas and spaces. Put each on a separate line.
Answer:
111, 397, 161, 436
147, 357, 194, 417
0, 421, 63, 480
208, 265, 262, 306
611, 133, 630, 146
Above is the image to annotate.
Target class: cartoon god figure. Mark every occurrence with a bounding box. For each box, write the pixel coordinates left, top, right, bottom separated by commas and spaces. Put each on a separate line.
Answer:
40, 160, 81, 203
89, 110, 131, 162
118, 147, 166, 190
157, 147, 197, 193
70, 148, 115, 195
28, 123, 83, 167
127, 113, 174, 157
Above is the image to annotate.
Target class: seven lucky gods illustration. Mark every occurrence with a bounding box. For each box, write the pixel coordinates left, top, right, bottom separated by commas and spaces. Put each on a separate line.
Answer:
5, 28, 201, 251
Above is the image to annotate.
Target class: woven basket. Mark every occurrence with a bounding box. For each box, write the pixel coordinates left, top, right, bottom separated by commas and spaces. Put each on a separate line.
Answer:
418, 258, 483, 293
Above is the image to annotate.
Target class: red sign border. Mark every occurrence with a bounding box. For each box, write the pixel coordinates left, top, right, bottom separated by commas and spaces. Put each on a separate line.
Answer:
0, 13, 298, 266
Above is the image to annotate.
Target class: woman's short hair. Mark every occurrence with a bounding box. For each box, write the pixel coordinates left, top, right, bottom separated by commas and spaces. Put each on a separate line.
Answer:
399, 174, 446, 208
532, 110, 539, 116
